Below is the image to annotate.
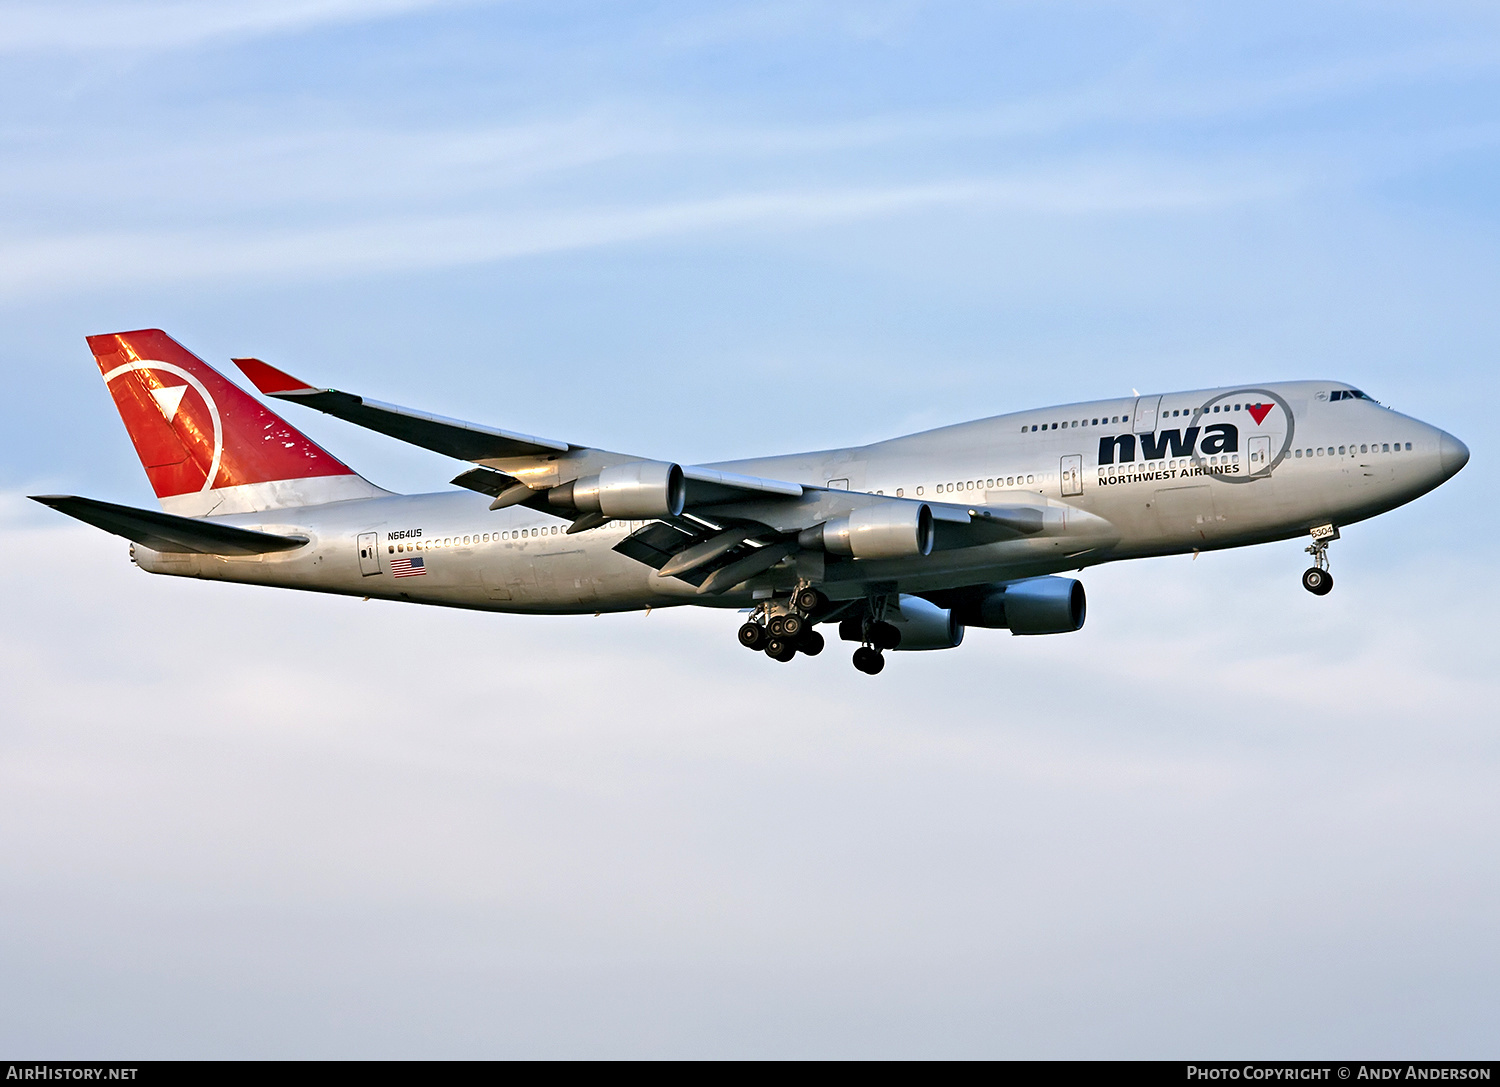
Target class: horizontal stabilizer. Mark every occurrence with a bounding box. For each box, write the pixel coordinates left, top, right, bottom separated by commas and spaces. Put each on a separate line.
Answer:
233, 358, 571, 461
30, 495, 308, 555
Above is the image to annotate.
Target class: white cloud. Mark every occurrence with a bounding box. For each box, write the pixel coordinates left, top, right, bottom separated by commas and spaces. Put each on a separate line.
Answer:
0, 0, 468, 52
3, 494, 1496, 1054
0, 162, 1296, 295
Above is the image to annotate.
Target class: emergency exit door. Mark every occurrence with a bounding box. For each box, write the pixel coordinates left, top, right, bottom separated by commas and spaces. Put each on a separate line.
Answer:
1248, 436, 1272, 477
357, 532, 381, 575
1060, 454, 1083, 497
1133, 395, 1161, 434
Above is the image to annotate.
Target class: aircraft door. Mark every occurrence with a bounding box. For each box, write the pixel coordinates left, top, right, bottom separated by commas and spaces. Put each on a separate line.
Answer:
357, 532, 381, 575
1248, 436, 1272, 477
1133, 396, 1160, 434
1060, 454, 1083, 497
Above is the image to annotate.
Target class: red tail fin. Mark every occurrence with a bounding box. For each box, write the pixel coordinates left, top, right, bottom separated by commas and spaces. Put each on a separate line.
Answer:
90, 329, 387, 516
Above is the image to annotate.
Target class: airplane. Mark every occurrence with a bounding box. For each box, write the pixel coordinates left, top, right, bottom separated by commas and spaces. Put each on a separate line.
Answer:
34, 329, 1470, 675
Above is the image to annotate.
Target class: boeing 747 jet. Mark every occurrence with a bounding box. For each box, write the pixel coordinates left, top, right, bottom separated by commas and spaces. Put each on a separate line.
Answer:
35, 330, 1470, 674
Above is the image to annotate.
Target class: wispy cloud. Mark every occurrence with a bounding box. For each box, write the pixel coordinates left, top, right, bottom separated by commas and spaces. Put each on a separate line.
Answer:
0, 0, 469, 52
0, 162, 1296, 294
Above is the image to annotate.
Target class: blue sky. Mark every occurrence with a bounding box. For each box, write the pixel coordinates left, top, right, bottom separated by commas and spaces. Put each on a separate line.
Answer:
1, 0, 1497, 1057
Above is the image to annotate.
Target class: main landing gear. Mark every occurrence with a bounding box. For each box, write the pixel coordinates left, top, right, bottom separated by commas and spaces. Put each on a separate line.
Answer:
838, 598, 901, 675
1302, 524, 1339, 596
737, 585, 827, 663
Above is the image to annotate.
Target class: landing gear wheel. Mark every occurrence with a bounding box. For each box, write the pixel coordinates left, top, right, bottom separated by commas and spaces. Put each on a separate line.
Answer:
767, 615, 787, 637
738, 622, 767, 650
852, 646, 885, 674
1302, 567, 1333, 596
765, 638, 797, 662
794, 587, 824, 613
799, 629, 825, 657
780, 613, 804, 638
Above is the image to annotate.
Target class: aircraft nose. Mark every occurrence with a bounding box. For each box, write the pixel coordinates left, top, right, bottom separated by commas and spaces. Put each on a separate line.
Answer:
1439, 431, 1470, 479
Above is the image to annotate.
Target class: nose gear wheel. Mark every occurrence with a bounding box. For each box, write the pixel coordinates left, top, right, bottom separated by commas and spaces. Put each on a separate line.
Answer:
1303, 524, 1339, 596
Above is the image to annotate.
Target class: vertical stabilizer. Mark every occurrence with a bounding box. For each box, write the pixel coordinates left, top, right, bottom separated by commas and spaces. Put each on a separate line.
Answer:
89, 329, 389, 516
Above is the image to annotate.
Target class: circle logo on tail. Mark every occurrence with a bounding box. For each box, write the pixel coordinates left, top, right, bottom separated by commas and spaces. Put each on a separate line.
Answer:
103, 360, 224, 492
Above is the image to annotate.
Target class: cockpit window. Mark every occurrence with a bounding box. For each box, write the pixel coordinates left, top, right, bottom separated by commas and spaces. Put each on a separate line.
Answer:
1331, 389, 1373, 402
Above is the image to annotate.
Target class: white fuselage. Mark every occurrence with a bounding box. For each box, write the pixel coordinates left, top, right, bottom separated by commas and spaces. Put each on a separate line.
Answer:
131, 381, 1465, 613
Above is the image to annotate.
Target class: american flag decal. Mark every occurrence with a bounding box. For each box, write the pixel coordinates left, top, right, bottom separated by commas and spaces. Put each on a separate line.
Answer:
390, 555, 426, 577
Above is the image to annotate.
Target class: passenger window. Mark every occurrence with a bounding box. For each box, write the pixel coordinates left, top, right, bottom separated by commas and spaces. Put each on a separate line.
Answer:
1382, 443, 1390, 452
387, 544, 394, 554
1026, 475, 1034, 483
916, 486, 924, 495
1295, 450, 1302, 458
1405, 442, 1412, 450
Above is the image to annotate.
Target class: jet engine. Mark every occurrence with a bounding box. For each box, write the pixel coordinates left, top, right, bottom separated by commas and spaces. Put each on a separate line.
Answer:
798, 503, 934, 560
838, 594, 964, 650
954, 576, 1086, 635
550, 461, 686, 519
885, 594, 964, 649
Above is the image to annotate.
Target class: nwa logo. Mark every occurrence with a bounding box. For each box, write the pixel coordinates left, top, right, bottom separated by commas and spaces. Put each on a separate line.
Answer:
1097, 402, 1275, 464
1098, 424, 1236, 464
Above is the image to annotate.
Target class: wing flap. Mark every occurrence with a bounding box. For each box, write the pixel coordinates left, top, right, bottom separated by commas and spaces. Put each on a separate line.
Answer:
31, 495, 308, 555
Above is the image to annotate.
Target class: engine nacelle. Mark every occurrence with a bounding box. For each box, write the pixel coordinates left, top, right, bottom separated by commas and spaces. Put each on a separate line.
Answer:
885, 594, 964, 650
955, 577, 1086, 635
799, 503, 934, 559
551, 461, 686, 519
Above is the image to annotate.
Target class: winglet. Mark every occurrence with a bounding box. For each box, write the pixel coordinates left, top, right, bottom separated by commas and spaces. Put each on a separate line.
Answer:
232, 357, 318, 396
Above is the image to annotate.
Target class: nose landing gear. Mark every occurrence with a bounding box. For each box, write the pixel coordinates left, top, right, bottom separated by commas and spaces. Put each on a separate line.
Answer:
1302, 524, 1338, 596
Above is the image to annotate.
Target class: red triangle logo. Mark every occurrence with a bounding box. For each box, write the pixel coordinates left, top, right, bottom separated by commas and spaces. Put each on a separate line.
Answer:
1247, 403, 1274, 425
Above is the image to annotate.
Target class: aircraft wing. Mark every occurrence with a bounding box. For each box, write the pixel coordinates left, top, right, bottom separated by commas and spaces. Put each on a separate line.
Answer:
233, 358, 804, 506
30, 495, 308, 555
233, 358, 573, 461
